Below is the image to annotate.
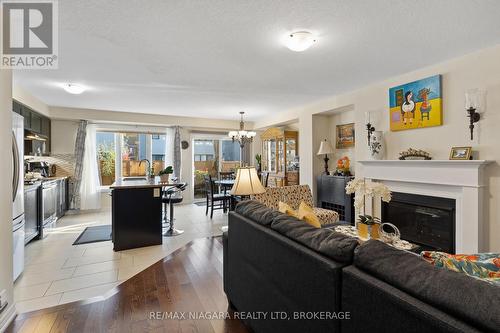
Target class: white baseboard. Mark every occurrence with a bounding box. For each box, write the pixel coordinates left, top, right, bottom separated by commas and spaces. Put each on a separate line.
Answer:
0, 304, 17, 333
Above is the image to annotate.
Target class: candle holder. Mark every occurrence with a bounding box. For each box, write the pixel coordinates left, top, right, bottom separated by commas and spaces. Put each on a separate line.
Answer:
465, 89, 483, 141
467, 107, 480, 140
366, 123, 375, 146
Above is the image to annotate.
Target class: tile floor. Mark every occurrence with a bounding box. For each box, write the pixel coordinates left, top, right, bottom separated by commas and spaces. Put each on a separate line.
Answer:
14, 195, 227, 313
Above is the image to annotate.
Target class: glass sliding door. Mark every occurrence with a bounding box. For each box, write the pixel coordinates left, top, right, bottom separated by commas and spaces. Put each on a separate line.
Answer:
192, 137, 242, 200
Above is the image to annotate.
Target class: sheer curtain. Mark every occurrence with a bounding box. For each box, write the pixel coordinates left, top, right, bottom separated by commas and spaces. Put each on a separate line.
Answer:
164, 127, 175, 170
79, 124, 101, 210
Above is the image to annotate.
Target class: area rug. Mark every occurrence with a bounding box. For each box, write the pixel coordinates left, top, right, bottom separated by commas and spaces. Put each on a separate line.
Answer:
73, 225, 112, 245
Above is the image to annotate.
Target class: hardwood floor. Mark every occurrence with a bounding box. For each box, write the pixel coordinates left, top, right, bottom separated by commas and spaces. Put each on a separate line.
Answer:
6, 237, 250, 333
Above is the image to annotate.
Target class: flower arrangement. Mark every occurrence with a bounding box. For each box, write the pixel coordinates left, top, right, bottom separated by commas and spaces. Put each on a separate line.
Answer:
345, 178, 392, 218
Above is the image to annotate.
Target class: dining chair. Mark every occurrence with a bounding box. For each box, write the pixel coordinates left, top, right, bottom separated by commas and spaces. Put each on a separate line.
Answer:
219, 171, 235, 180
204, 175, 230, 218
261, 171, 269, 187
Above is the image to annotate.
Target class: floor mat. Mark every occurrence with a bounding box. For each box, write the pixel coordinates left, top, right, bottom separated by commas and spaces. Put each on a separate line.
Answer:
73, 225, 112, 245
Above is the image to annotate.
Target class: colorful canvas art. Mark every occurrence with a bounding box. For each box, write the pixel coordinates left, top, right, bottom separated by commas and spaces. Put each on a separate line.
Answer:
336, 123, 355, 149
389, 75, 442, 131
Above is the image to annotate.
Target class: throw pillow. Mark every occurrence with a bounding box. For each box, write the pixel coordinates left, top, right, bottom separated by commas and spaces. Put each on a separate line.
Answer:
301, 212, 322, 228
298, 201, 321, 228
279, 201, 320, 228
279, 201, 299, 218
421, 251, 500, 285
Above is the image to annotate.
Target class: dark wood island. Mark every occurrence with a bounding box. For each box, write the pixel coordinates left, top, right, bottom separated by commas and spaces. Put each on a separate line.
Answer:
110, 177, 164, 251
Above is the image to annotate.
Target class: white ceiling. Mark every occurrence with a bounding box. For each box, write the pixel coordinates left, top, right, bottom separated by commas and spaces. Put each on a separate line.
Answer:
13, 0, 500, 121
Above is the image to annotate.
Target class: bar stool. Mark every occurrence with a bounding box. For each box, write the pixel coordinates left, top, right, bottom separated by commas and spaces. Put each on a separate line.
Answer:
163, 183, 188, 237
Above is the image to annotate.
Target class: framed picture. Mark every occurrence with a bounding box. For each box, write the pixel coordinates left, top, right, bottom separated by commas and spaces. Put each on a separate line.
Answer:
336, 123, 355, 149
389, 75, 442, 131
449, 146, 472, 160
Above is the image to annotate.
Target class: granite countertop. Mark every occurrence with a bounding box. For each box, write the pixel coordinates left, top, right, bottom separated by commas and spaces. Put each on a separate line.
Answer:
110, 177, 166, 189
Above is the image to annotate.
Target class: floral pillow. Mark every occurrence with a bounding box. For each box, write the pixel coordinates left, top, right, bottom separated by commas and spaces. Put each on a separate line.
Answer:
421, 251, 500, 285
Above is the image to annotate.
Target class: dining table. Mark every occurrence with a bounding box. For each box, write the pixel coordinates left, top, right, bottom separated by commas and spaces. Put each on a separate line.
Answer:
213, 179, 237, 211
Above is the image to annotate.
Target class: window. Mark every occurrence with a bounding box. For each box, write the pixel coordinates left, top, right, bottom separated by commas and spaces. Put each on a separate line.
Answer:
96, 132, 116, 186
96, 131, 167, 185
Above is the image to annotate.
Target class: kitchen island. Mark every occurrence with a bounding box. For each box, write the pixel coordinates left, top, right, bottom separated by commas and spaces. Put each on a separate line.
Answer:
110, 177, 164, 251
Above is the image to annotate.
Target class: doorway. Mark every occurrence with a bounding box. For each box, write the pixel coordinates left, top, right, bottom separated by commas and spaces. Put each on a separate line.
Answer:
192, 137, 240, 200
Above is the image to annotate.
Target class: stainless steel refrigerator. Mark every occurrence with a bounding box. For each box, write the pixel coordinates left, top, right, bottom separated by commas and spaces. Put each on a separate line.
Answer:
12, 112, 25, 281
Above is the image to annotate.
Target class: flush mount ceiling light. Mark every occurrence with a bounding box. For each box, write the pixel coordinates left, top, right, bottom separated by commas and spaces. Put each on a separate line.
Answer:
63, 83, 86, 94
284, 31, 317, 52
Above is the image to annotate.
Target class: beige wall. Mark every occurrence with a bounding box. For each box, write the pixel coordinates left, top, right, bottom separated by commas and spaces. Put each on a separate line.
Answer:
329, 109, 356, 170
262, 44, 500, 251
0, 70, 15, 329
51, 120, 79, 154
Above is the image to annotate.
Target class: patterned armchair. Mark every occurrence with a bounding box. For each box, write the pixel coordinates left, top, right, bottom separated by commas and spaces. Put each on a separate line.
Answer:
252, 185, 339, 225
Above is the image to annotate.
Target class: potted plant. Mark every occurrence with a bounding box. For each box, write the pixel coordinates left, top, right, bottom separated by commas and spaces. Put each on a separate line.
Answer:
255, 154, 262, 173
345, 178, 392, 240
158, 166, 173, 183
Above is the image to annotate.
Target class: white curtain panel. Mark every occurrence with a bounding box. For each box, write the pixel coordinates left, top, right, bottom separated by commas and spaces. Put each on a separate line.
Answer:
164, 127, 175, 170
79, 124, 101, 210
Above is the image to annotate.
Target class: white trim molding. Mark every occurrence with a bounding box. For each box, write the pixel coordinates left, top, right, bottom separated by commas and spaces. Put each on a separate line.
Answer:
358, 160, 492, 253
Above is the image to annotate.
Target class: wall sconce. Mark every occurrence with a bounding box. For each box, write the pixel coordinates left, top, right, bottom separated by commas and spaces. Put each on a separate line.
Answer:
365, 112, 375, 146
465, 89, 484, 140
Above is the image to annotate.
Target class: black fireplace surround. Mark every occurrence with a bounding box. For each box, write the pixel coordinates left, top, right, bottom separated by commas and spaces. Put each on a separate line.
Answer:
382, 192, 456, 253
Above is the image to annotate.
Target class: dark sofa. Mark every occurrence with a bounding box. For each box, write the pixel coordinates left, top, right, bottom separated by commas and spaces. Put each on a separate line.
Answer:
223, 201, 500, 333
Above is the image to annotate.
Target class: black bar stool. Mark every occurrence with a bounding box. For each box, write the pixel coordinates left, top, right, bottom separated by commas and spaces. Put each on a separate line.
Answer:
163, 183, 188, 237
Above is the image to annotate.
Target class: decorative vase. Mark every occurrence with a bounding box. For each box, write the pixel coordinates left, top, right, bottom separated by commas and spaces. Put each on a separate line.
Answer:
369, 131, 385, 160
160, 174, 170, 183
356, 222, 381, 241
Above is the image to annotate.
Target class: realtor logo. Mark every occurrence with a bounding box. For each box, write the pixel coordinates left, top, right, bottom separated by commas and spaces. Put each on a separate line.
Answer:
1, 0, 58, 69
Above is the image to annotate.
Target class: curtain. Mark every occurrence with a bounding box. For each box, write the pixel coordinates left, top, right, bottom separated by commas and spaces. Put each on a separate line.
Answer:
79, 124, 101, 210
70, 120, 88, 209
173, 126, 181, 179
164, 127, 175, 171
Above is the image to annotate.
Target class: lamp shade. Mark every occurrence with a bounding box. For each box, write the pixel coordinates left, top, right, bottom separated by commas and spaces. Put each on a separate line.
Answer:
230, 167, 266, 196
317, 140, 334, 155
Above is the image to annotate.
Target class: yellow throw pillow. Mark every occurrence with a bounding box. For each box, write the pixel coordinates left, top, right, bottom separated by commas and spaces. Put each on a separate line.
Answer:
298, 201, 314, 218
302, 212, 322, 228
279, 201, 299, 218
279, 201, 321, 228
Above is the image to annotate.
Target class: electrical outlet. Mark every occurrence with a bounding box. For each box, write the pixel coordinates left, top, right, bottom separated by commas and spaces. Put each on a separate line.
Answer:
0, 289, 8, 313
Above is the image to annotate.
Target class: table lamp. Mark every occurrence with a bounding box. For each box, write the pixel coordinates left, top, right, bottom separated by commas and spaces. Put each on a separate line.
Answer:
317, 139, 334, 175
230, 166, 266, 196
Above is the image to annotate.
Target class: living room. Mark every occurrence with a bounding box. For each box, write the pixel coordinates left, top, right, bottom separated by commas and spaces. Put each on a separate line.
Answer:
1, 1, 500, 332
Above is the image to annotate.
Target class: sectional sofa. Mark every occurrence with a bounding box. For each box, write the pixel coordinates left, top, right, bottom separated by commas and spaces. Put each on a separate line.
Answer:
223, 200, 500, 333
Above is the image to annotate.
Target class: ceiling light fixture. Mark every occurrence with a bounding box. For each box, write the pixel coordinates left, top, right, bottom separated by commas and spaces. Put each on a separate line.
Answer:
284, 31, 317, 52
63, 83, 86, 94
228, 112, 256, 149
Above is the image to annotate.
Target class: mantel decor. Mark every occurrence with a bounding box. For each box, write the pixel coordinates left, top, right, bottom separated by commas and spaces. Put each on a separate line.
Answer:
465, 89, 484, 141
389, 75, 443, 131
398, 148, 432, 160
345, 178, 392, 240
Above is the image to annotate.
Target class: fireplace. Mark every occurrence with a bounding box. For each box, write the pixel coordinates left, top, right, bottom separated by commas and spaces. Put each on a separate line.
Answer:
382, 192, 456, 253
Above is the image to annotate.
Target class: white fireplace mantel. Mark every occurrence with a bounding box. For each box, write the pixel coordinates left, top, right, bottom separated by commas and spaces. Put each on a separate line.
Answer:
357, 160, 492, 253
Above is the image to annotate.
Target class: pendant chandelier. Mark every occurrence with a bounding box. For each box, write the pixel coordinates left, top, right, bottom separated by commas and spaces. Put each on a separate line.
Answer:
228, 112, 256, 148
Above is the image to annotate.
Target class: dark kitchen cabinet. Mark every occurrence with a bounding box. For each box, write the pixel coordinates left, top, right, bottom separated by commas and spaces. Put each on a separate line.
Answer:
30, 112, 42, 133
41, 117, 51, 137
13, 100, 51, 155
24, 183, 41, 244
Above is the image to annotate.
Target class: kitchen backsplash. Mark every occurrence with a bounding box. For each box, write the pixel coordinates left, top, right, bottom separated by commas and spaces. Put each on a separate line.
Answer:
26, 154, 76, 178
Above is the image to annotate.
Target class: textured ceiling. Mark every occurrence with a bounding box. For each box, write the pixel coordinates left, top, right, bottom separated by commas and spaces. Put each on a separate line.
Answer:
13, 0, 500, 121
